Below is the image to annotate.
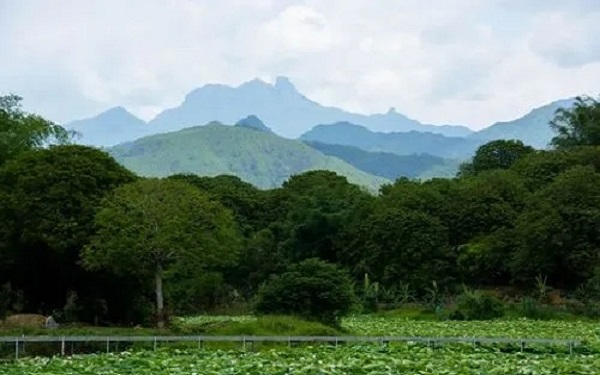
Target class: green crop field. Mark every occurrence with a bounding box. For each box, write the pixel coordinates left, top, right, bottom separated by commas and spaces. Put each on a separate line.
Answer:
343, 316, 600, 342
2, 316, 600, 374
2, 345, 599, 374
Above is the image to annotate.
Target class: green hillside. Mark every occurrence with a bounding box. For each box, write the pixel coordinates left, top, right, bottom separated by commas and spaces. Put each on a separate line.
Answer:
108, 123, 388, 190
304, 141, 457, 179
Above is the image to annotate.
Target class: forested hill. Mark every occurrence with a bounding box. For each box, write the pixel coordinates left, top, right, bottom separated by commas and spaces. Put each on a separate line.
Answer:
299, 122, 482, 159
304, 141, 457, 179
108, 123, 389, 189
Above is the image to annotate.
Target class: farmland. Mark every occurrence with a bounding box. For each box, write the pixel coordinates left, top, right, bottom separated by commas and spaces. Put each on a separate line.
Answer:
2, 315, 600, 374
2, 343, 599, 374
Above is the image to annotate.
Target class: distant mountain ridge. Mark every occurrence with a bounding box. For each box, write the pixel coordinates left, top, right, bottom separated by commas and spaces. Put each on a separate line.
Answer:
108, 123, 389, 190
67, 106, 147, 146
470, 98, 576, 148
300, 122, 482, 159
65, 76, 577, 152
304, 141, 458, 179
147, 76, 472, 138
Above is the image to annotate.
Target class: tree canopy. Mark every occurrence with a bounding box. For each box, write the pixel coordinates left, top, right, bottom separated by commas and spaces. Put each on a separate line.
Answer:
459, 139, 535, 176
3, 94, 600, 325
82, 178, 241, 327
0, 95, 73, 165
551, 96, 600, 149
0, 145, 137, 320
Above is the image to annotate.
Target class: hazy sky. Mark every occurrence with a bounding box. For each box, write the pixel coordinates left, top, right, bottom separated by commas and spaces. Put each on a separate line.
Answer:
1, 0, 599, 129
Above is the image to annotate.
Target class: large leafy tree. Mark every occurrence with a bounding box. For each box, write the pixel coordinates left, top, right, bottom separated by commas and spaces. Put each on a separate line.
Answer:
276, 171, 375, 263
459, 140, 534, 176
0, 95, 73, 165
0, 145, 136, 319
82, 178, 241, 327
551, 95, 600, 149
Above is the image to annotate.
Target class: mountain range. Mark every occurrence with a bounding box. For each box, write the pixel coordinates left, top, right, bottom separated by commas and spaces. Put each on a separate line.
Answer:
64, 76, 578, 188
469, 98, 575, 149
65, 76, 573, 150
300, 122, 481, 159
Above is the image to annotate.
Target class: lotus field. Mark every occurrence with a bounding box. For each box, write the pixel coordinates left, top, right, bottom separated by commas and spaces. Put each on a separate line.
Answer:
1, 316, 600, 374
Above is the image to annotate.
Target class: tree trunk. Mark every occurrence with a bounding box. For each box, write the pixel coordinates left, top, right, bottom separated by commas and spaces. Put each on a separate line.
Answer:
155, 266, 165, 329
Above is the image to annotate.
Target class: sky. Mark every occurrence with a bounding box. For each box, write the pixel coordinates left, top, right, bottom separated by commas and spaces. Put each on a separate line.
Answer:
1, 0, 599, 130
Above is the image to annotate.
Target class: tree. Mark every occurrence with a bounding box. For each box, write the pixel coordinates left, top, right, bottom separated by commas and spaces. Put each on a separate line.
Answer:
254, 258, 355, 326
168, 174, 266, 236
276, 171, 375, 263
82, 178, 241, 327
460, 140, 534, 176
447, 170, 528, 247
551, 95, 600, 149
511, 166, 600, 288
511, 147, 600, 191
0, 95, 73, 165
0, 145, 136, 319
346, 206, 454, 294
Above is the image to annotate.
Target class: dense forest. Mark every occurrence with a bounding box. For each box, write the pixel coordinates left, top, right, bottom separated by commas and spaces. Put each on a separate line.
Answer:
1, 94, 600, 327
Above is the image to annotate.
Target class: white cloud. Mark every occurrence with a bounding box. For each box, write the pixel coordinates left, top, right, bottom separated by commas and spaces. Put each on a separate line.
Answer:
528, 10, 600, 67
1, 0, 599, 130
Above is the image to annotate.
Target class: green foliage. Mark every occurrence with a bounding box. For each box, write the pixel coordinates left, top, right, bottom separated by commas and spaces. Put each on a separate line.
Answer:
361, 273, 380, 312
551, 95, 600, 149
511, 166, 600, 287
172, 315, 338, 336
460, 139, 535, 176
452, 288, 505, 320
343, 315, 600, 340
254, 258, 355, 326
447, 170, 528, 247
520, 297, 546, 320
83, 178, 242, 326
511, 146, 600, 190
346, 205, 454, 294
277, 171, 375, 264
0, 95, 73, 165
0, 145, 137, 320
6, 344, 600, 374
168, 174, 265, 235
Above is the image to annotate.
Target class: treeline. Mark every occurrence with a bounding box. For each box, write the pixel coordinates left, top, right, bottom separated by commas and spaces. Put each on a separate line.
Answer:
1, 95, 600, 326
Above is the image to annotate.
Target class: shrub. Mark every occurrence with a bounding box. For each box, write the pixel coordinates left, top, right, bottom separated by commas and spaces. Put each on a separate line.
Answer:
453, 289, 504, 320
254, 258, 355, 326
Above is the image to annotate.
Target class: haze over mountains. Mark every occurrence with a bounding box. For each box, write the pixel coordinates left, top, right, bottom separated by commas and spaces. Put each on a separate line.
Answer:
66, 76, 573, 149
65, 76, 577, 187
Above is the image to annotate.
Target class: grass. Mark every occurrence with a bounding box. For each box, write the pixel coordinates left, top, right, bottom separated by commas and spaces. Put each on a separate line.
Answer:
0, 315, 339, 338
171, 315, 340, 336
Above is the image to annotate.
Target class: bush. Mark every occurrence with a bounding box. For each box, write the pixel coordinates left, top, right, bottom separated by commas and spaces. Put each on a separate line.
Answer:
452, 289, 504, 320
254, 258, 355, 326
